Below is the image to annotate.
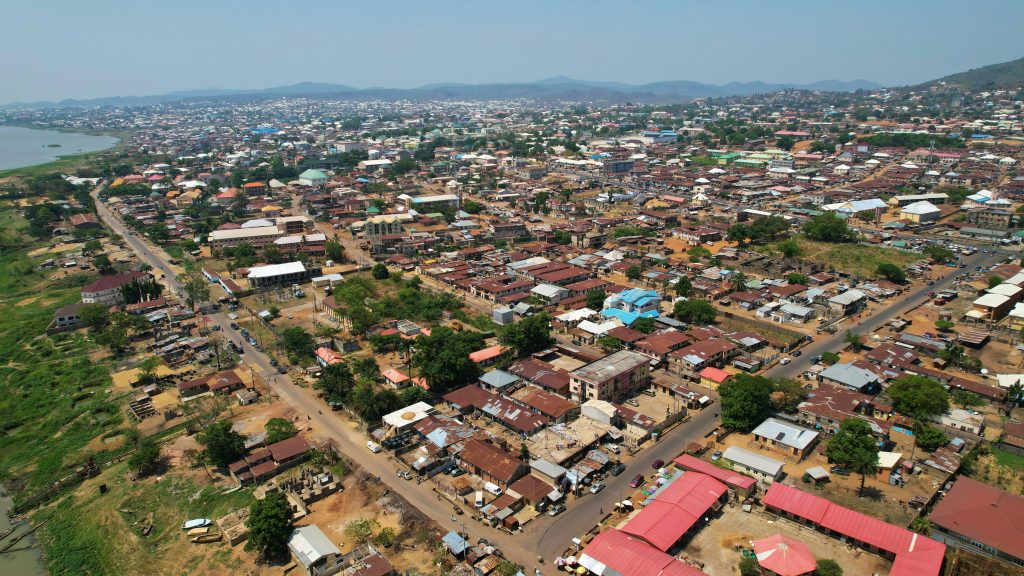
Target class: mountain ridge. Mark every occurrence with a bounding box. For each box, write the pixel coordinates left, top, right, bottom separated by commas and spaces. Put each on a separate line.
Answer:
0, 77, 881, 109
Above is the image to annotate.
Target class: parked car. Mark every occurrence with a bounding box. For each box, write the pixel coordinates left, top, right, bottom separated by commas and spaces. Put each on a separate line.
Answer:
367, 441, 382, 453
630, 474, 645, 488
269, 359, 278, 367
780, 357, 791, 365
547, 504, 566, 517
397, 470, 412, 480
830, 465, 850, 476
793, 350, 802, 357
276, 366, 287, 374
609, 463, 626, 476
711, 450, 723, 462
604, 444, 620, 454
448, 466, 466, 477
229, 322, 239, 330
651, 459, 665, 469
589, 481, 605, 494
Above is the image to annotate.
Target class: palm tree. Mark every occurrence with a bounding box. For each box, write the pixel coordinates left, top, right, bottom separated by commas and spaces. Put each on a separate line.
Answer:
730, 272, 748, 293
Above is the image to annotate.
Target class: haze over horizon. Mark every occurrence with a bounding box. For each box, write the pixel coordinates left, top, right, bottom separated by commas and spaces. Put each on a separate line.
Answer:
4, 0, 1024, 104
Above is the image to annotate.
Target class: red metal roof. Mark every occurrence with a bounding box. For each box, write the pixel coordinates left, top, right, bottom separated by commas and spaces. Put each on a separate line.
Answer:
580, 528, 706, 576
673, 455, 756, 493
763, 483, 830, 525
764, 484, 944, 576
929, 475, 1024, 561
621, 472, 726, 552
752, 534, 816, 576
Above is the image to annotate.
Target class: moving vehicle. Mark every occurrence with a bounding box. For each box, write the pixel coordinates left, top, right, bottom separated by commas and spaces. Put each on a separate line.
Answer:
589, 481, 605, 494
276, 366, 287, 374
651, 459, 665, 469
630, 474, 645, 488
793, 350, 802, 357
609, 463, 626, 476
397, 470, 413, 480
780, 357, 791, 365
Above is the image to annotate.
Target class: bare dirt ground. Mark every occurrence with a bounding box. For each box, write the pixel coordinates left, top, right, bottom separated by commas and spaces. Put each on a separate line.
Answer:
683, 503, 891, 576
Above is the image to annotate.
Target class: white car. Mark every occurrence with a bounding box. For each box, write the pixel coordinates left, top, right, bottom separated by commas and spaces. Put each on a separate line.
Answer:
780, 357, 791, 365
589, 481, 605, 494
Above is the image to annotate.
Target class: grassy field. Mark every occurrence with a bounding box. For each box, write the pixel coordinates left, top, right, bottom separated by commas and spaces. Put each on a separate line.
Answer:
33, 461, 255, 576
756, 237, 923, 278
717, 314, 804, 348
0, 203, 124, 500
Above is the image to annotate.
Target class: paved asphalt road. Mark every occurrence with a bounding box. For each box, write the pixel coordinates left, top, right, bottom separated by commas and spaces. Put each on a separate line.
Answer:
93, 187, 726, 572
766, 249, 1006, 379
95, 185, 1006, 572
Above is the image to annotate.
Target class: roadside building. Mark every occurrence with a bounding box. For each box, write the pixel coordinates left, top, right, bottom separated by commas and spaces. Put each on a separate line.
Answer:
929, 476, 1024, 568
721, 446, 784, 484
247, 261, 313, 289
751, 417, 819, 460
569, 350, 650, 402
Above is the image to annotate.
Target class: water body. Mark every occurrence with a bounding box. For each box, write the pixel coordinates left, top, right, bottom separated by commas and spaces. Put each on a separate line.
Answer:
0, 125, 119, 170
0, 486, 47, 576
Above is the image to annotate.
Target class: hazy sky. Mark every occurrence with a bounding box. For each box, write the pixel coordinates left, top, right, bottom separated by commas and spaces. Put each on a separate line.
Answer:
3, 0, 1023, 103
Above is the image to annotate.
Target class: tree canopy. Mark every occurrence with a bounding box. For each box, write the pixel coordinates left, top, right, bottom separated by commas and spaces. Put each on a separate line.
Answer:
197, 420, 246, 468
499, 313, 554, 357
876, 263, 907, 284
411, 327, 485, 393
886, 375, 949, 419
826, 418, 879, 496
718, 374, 773, 432
280, 327, 316, 359
246, 491, 294, 561
673, 299, 717, 325
264, 417, 298, 444
803, 213, 857, 243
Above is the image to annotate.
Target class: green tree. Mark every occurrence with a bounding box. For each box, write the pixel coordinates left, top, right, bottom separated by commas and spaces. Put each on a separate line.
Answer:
730, 271, 748, 292
739, 556, 760, 576
673, 299, 717, 325
914, 424, 949, 452
989, 275, 1003, 288
552, 230, 572, 245
909, 518, 933, 536
777, 238, 803, 258
197, 420, 246, 468
687, 245, 712, 261
844, 330, 863, 352
632, 317, 656, 334
246, 491, 294, 561
317, 362, 355, 403
95, 324, 129, 353
280, 326, 315, 358
786, 273, 810, 285
769, 377, 807, 412
411, 327, 485, 393
597, 336, 622, 353
586, 289, 607, 310
372, 263, 390, 280
79, 303, 111, 330
935, 319, 955, 332
876, 263, 907, 284
264, 417, 298, 444
816, 559, 843, 576
374, 526, 397, 549
952, 389, 981, 409
727, 224, 749, 245
344, 518, 379, 544
180, 272, 211, 310
887, 375, 949, 419
922, 245, 954, 263
719, 374, 773, 432
674, 276, 692, 297
127, 437, 162, 477
821, 351, 840, 365
499, 313, 553, 357
325, 241, 345, 262
826, 418, 879, 496
625, 265, 642, 280
803, 212, 856, 243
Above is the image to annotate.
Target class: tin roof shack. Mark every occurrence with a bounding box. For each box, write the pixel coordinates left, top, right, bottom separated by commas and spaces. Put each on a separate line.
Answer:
458, 438, 528, 488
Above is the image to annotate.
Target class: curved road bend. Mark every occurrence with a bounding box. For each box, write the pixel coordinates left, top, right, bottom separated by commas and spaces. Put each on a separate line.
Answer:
766, 250, 1005, 379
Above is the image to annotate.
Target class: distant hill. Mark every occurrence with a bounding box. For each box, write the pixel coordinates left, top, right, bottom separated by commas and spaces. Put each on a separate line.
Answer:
917, 56, 1024, 91
0, 77, 882, 109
